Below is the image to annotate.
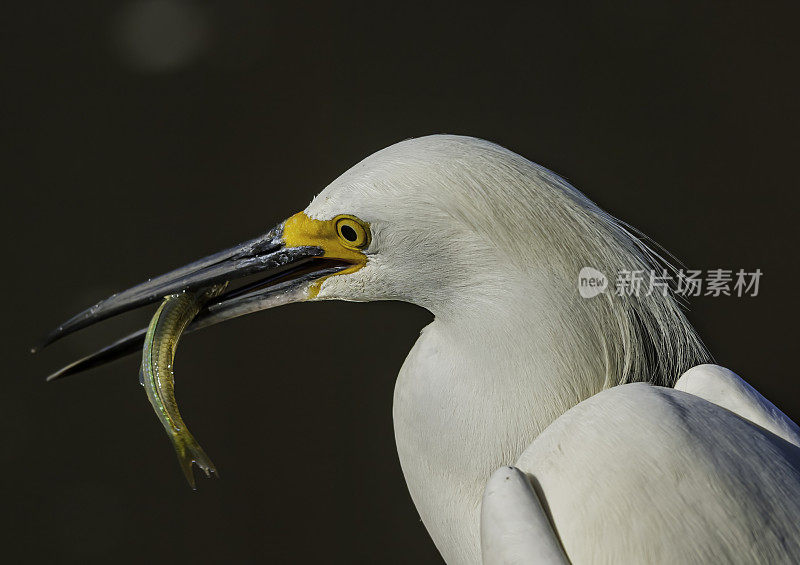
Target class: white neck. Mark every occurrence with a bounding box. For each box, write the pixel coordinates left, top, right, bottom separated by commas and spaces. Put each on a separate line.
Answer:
392, 277, 607, 564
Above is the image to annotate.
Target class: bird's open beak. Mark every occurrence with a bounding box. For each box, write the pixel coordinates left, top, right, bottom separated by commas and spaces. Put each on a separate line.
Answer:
34, 212, 365, 381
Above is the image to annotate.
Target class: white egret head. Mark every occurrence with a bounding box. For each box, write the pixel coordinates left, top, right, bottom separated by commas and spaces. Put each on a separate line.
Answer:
295, 135, 709, 388
42, 135, 708, 390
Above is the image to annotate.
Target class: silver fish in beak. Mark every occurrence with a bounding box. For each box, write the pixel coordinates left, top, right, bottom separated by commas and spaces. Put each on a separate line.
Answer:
139, 284, 227, 490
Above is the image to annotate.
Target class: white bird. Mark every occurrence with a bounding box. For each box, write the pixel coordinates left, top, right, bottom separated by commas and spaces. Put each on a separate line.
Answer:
40, 135, 800, 563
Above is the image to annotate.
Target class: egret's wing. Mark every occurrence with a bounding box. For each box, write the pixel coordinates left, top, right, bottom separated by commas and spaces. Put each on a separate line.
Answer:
480, 366, 800, 563
509, 377, 800, 563
480, 466, 570, 565
675, 364, 800, 448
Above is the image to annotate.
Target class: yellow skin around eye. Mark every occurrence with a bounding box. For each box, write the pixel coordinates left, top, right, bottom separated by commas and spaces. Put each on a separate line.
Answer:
282, 212, 370, 298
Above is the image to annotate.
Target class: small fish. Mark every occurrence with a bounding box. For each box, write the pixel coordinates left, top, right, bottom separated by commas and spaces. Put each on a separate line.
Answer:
140, 284, 227, 489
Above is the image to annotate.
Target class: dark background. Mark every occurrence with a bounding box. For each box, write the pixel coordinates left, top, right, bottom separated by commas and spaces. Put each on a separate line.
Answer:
4, 2, 799, 563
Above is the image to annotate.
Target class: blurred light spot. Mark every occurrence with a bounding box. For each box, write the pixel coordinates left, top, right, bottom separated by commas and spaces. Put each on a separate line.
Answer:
112, 1, 210, 72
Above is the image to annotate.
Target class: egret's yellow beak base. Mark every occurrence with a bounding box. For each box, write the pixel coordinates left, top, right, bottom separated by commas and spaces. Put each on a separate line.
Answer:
283, 212, 370, 298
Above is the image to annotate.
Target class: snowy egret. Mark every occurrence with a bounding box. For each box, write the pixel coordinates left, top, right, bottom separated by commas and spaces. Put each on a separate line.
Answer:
39, 135, 800, 563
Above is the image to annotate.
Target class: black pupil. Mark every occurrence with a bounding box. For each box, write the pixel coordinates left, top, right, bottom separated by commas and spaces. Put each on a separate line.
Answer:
341, 225, 358, 242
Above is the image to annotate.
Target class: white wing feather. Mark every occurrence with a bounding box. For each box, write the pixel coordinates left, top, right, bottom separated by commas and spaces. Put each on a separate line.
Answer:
675, 364, 800, 448
481, 466, 569, 565
481, 365, 800, 564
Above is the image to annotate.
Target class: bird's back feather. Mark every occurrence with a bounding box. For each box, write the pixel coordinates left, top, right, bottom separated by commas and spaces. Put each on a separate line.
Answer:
514, 381, 800, 564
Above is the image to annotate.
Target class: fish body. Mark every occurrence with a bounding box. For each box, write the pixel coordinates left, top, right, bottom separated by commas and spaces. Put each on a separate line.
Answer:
140, 284, 226, 489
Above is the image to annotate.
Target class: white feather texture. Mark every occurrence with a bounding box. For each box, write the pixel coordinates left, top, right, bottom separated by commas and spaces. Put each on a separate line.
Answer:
513, 379, 800, 564
297, 135, 797, 563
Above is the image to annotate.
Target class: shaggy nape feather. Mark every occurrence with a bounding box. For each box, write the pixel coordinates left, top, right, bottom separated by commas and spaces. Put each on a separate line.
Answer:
440, 137, 712, 390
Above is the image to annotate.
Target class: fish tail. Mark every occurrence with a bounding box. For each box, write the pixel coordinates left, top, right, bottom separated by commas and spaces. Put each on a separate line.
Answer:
169, 432, 217, 490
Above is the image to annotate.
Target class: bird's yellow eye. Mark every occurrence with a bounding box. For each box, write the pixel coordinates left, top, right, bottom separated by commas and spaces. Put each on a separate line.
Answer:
334, 215, 371, 249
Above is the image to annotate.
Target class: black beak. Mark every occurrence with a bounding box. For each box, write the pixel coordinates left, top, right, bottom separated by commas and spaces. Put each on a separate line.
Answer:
34, 222, 351, 380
